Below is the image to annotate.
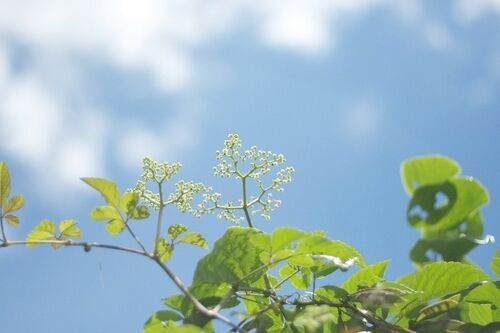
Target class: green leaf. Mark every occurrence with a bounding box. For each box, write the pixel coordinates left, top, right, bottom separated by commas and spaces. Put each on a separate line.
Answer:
26, 220, 57, 247
156, 238, 173, 263
271, 227, 306, 251
4, 214, 20, 227
0, 162, 10, 206
468, 303, 493, 326
492, 250, 500, 277
279, 265, 311, 290
120, 191, 138, 216
296, 235, 365, 267
193, 227, 266, 285
178, 232, 208, 249
143, 310, 182, 333
465, 282, 500, 307
408, 178, 489, 235
168, 224, 188, 240
59, 219, 81, 239
105, 219, 126, 235
401, 155, 460, 195
293, 305, 338, 333
132, 206, 150, 219
81, 177, 120, 207
90, 205, 121, 221
415, 295, 460, 322
315, 285, 349, 302
341, 260, 389, 293
3, 195, 24, 214
398, 262, 490, 313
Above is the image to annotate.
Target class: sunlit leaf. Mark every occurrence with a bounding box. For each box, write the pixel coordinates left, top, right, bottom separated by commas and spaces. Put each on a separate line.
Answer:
179, 232, 208, 249
398, 262, 489, 315
0, 162, 10, 206
156, 238, 173, 263
4, 214, 19, 227
168, 224, 188, 240
143, 310, 182, 333
132, 206, 149, 219
492, 250, 500, 277
296, 235, 365, 267
465, 281, 500, 307
468, 303, 493, 326
341, 260, 389, 293
90, 206, 121, 221
279, 264, 311, 290
3, 195, 24, 214
81, 177, 120, 207
315, 285, 348, 302
271, 227, 306, 251
120, 191, 139, 216
26, 220, 56, 247
193, 227, 266, 285
105, 219, 126, 235
59, 219, 81, 239
401, 155, 460, 195
293, 305, 338, 333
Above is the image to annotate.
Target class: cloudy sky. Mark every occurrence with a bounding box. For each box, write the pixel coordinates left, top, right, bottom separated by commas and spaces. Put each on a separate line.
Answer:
1, 1, 499, 332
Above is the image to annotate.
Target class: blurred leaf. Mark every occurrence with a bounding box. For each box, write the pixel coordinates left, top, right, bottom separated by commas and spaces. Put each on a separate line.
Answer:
143, 310, 183, 333
156, 238, 173, 263
279, 264, 311, 290
315, 285, 349, 302
4, 214, 19, 227
0, 162, 10, 206
59, 219, 81, 239
349, 286, 407, 308
401, 155, 460, 195
293, 305, 338, 333
105, 219, 126, 235
26, 220, 57, 247
492, 250, 500, 278
3, 195, 24, 214
415, 295, 460, 322
120, 191, 139, 216
179, 232, 208, 249
168, 224, 188, 240
468, 303, 493, 326
132, 205, 149, 219
296, 235, 365, 268
81, 177, 120, 207
90, 205, 121, 221
341, 260, 389, 293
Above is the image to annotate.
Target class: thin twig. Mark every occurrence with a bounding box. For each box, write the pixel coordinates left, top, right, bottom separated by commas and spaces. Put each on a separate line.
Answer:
153, 182, 165, 254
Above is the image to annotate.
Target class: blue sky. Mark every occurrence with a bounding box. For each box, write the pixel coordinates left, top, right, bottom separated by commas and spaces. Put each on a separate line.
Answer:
1, 1, 499, 332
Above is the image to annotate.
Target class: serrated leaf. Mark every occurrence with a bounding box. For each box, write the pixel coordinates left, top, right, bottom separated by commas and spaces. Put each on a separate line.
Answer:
168, 224, 188, 240
468, 303, 493, 326
341, 260, 389, 293
4, 214, 20, 227
90, 206, 121, 221
59, 219, 81, 239
492, 250, 500, 277
143, 310, 183, 333
156, 238, 173, 263
3, 195, 24, 214
26, 220, 56, 247
179, 232, 208, 249
271, 227, 306, 251
193, 227, 266, 285
81, 177, 120, 207
105, 219, 126, 235
397, 262, 490, 315
0, 162, 10, 206
401, 155, 460, 195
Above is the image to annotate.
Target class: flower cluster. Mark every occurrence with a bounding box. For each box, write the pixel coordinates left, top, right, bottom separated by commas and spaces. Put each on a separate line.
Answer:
141, 157, 182, 183
209, 133, 294, 224
167, 181, 209, 215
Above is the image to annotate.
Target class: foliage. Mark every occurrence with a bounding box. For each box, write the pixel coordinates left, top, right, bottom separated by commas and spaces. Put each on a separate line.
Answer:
0, 135, 498, 333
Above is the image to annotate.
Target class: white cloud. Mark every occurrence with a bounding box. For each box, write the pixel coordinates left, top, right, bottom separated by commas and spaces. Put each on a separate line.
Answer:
424, 23, 453, 51
338, 99, 382, 143
455, 0, 500, 22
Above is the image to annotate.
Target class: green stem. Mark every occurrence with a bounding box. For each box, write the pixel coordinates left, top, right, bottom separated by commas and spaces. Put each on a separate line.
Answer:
241, 177, 254, 228
154, 182, 165, 254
